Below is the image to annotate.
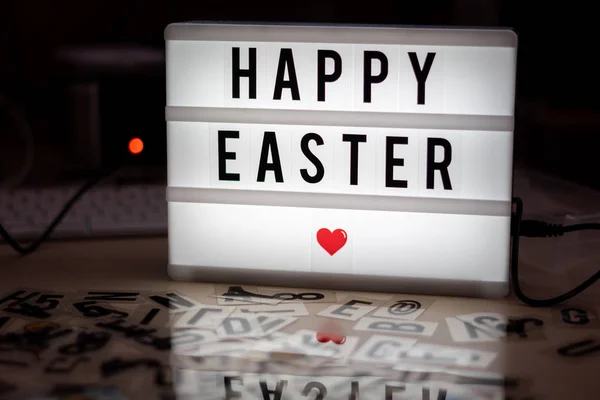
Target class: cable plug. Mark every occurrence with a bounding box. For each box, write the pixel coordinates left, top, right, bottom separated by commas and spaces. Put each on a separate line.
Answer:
519, 220, 565, 238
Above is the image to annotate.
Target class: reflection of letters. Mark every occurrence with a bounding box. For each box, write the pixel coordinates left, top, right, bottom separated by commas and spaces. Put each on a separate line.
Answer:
353, 335, 418, 364
397, 350, 458, 365
259, 380, 287, 400
465, 321, 483, 339
366, 340, 403, 359
171, 331, 209, 347
349, 381, 359, 400
474, 316, 503, 329
188, 308, 224, 325
223, 318, 252, 335
225, 376, 244, 400
385, 385, 405, 400
395, 344, 488, 368
289, 332, 344, 357
303, 382, 326, 400
395, 369, 431, 383
301, 333, 334, 351
422, 387, 447, 400
356, 317, 436, 336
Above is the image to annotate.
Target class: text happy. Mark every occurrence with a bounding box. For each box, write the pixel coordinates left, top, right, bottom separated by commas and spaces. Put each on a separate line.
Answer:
230, 47, 436, 105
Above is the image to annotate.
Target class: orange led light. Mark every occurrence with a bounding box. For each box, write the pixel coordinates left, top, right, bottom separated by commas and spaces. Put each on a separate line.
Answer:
128, 138, 144, 155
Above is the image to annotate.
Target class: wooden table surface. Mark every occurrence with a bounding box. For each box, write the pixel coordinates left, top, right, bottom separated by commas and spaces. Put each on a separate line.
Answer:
1, 169, 599, 400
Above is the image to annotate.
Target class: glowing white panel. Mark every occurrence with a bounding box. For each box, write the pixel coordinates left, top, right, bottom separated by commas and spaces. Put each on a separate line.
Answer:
166, 121, 512, 201
165, 22, 517, 297
167, 202, 510, 294
166, 24, 517, 116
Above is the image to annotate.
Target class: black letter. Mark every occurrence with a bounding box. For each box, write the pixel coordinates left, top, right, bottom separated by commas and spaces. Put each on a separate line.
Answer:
218, 131, 240, 181
506, 318, 543, 338
0, 290, 39, 306
0, 316, 10, 330
408, 52, 436, 105
331, 299, 373, 317
260, 380, 287, 400
300, 133, 324, 184
84, 292, 139, 302
342, 134, 367, 185
561, 308, 590, 325
257, 132, 284, 183
426, 138, 452, 190
364, 51, 388, 103
148, 293, 195, 310
385, 136, 408, 188
139, 308, 160, 325
232, 47, 257, 99
225, 376, 243, 400
273, 49, 300, 101
317, 50, 342, 102
557, 339, 600, 357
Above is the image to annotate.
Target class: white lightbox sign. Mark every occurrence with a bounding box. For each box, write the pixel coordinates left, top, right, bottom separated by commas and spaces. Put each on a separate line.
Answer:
165, 23, 517, 297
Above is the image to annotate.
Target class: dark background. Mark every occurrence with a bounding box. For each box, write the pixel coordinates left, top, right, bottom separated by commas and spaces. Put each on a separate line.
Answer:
0, 1, 598, 189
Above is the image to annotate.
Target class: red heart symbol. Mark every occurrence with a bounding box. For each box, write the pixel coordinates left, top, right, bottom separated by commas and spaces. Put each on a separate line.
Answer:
316, 332, 346, 345
316, 228, 347, 256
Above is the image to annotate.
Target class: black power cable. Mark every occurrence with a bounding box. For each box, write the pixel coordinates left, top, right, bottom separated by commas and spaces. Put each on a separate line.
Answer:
0, 167, 117, 255
511, 196, 600, 307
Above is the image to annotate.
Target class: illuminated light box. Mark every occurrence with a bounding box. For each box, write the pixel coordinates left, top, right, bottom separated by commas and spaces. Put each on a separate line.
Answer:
165, 22, 517, 297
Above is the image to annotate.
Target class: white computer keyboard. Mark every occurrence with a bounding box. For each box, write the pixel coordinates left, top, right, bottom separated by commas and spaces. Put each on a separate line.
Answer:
0, 184, 167, 241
